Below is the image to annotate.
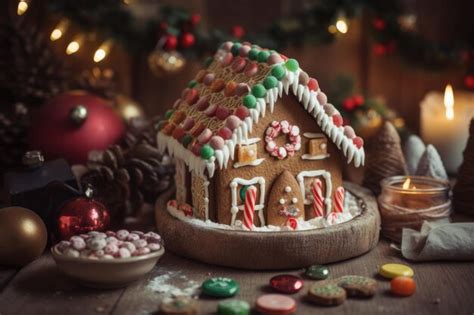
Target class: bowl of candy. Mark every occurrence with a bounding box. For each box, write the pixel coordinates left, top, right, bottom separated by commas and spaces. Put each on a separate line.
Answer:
51, 230, 164, 288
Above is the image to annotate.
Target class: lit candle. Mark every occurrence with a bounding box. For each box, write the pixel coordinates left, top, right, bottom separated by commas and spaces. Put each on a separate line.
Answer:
420, 84, 474, 174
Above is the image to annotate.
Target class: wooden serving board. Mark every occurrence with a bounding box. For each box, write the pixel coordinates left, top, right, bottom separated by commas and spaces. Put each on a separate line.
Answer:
155, 182, 380, 270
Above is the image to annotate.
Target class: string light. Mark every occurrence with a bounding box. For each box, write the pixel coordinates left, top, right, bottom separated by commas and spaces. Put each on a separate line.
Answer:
335, 13, 348, 34
17, 0, 29, 15
93, 40, 113, 63
66, 35, 84, 55
50, 20, 70, 41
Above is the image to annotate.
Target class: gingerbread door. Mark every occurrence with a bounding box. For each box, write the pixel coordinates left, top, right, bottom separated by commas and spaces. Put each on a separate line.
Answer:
267, 170, 305, 226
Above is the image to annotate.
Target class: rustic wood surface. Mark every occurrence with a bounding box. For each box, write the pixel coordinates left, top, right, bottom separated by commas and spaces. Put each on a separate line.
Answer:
0, 238, 473, 315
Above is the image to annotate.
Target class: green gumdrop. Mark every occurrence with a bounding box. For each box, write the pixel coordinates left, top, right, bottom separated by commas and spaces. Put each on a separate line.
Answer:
285, 58, 299, 72
271, 65, 286, 80
188, 80, 198, 88
263, 76, 278, 89
257, 50, 270, 63
240, 185, 249, 202
200, 144, 214, 160
251, 84, 266, 98
248, 48, 259, 60
182, 134, 193, 148
243, 95, 257, 109
231, 43, 242, 56
165, 109, 174, 119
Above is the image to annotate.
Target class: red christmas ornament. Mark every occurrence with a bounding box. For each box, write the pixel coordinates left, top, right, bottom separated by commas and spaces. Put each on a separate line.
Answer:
28, 91, 124, 164
343, 98, 356, 111
373, 43, 387, 56
190, 13, 201, 26
56, 189, 110, 240
231, 25, 245, 39
464, 75, 474, 89
164, 35, 178, 50
353, 94, 365, 106
372, 18, 386, 30
180, 32, 195, 48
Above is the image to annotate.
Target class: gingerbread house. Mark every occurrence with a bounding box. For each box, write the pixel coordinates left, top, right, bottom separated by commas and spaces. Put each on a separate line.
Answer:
157, 41, 365, 229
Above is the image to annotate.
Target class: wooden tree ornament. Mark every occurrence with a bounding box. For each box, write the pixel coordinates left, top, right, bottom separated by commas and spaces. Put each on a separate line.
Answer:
363, 121, 408, 195
453, 119, 474, 215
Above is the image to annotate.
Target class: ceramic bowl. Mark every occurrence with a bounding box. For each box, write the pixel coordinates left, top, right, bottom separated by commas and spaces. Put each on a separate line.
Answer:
51, 245, 165, 288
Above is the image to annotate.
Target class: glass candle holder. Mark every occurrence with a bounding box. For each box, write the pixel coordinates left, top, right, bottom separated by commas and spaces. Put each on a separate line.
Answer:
378, 176, 451, 242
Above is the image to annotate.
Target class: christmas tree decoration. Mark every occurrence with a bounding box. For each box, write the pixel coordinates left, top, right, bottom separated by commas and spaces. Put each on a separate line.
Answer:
114, 94, 144, 121
415, 145, 448, 180
28, 91, 125, 164
0, 206, 47, 267
148, 49, 186, 76
403, 135, 426, 175
17, 0, 29, 16
56, 188, 110, 240
363, 122, 408, 195
49, 19, 70, 41
93, 40, 113, 63
231, 25, 245, 39
453, 119, 474, 215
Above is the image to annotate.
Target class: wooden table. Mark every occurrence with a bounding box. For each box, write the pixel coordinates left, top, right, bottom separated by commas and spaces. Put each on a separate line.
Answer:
0, 239, 473, 315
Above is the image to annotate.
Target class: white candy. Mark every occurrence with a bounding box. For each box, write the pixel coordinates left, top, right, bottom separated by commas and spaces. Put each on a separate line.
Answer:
106, 236, 119, 244
117, 248, 131, 258
64, 248, 80, 258
121, 241, 136, 253
103, 255, 114, 259
57, 241, 71, 253
104, 243, 119, 255
87, 238, 107, 251
116, 229, 130, 240
131, 231, 144, 236
144, 232, 160, 239
133, 247, 150, 256
133, 239, 147, 249
71, 239, 86, 251
147, 243, 161, 252
126, 233, 140, 242
93, 250, 105, 257
106, 231, 116, 237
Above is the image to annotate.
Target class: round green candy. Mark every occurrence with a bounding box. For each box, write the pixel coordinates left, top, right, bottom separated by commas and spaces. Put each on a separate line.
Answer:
271, 65, 286, 80
257, 50, 270, 63
204, 56, 213, 67
263, 76, 278, 89
231, 43, 242, 56
285, 58, 299, 72
251, 84, 266, 98
164, 109, 174, 119
218, 300, 250, 315
239, 185, 249, 202
305, 265, 330, 280
202, 277, 240, 298
243, 95, 257, 109
200, 144, 214, 160
188, 80, 198, 88
248, 48, 259, 60
182, 134, 193, 148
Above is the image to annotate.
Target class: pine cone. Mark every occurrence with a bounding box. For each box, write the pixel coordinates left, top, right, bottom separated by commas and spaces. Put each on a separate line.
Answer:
363, 121, 408, 195
0, 18, 68, 106
74, 67, 117, 100
0, 103, 30, 175
79, 118, 174, 223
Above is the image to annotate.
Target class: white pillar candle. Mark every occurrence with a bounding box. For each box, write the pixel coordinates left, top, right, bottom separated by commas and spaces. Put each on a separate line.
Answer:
420, 85, 474, 174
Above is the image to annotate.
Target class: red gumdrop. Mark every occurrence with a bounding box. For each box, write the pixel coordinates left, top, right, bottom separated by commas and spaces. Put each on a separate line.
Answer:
235, 105, 250, 120
172, 126, 185, 141
308, 78, 319, 91
353, 136, 364, 149
191, 143, 202, 156
332, 114, 343, 127
215, 106, 230, 120
218, 127, 233, 140
186, 89, 199, 105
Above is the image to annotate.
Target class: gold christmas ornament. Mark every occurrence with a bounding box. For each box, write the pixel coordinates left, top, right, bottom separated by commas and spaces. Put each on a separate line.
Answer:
114, 94, 144, 121
148, 49, 185, 77
0, 207, 47, 267
398, 14, 417, 32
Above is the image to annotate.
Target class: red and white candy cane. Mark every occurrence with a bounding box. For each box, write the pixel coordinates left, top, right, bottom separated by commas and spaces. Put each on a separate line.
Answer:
334, 186, 345, 213
311, 179, 324, 217
243, 185, 257, 230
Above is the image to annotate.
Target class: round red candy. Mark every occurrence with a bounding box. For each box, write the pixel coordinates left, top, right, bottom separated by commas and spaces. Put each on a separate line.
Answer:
332, 114, 343, 127
307, 78, 319, 91
235, 105, 250, 120
218, 127, 233, 140
256, 294, 296, 315
270, 275, 304, 294
186, 89, 199, 105
353, 136, 364, 149
232, 57, 247, 73
215, 106, 230, 120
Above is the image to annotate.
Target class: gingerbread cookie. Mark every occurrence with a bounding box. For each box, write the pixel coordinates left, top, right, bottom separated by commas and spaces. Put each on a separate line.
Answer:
160, 296, 199, 315
307, 281, 346, 306
337, 275, 377, 298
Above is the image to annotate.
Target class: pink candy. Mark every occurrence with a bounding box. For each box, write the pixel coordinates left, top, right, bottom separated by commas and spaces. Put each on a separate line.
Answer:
56, 230, 163, 260
209, 136, 225, 150
225, 115, 241, 130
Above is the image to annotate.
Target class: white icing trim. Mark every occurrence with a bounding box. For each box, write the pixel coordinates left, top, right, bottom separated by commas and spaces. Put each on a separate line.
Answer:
203, 178, 210, 220
296, 170, 332, 213
233, 158, 265, 169
239, 137, 261, 145
230, 177, 266, 226
303, 132, 325, 139
301, 154, 330, 160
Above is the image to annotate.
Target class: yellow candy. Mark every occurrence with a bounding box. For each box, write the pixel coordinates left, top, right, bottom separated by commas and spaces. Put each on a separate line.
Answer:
379, 263, 414, 279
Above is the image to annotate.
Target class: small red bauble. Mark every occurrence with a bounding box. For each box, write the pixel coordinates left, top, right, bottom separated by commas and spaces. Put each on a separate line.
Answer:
190, 13, 201, 26
164, 35, 178, 50
464, 75, 474, 89
270, 275, 304, 294
373, 43, 387, 56
28, 91, 124, 164
180, 32, 195, 48
353, 94, 365, 106
343, 98, 356, 111
231, 25, 245, 39
372, 18, 386, 30
56, 194, 110, 240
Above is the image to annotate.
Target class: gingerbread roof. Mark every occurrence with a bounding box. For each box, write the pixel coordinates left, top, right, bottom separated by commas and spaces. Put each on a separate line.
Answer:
157, 41, 365, 177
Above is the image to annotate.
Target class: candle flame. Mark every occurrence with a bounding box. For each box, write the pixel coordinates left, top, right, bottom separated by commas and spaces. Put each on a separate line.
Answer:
402, 178, 411, 190
444, 84, 454, 120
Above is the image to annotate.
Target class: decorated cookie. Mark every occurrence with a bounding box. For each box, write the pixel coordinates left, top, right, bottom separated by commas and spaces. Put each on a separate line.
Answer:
160, 296, 199, 315
307, 282, 346, 306
256, 294, 296, 315
336, 275, 378, 297
217, 299, 250, 315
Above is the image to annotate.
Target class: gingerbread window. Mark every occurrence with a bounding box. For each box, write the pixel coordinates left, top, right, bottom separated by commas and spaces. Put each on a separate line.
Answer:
302, 132, 330, 160
233, 138, 265, 168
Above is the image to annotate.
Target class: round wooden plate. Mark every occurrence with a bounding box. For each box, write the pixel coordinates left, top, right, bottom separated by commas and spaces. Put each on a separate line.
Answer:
155, 182, 380, 270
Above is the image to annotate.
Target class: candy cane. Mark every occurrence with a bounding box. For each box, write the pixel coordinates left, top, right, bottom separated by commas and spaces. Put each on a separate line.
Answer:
334, 186, 345, 213
311, 179, 324, 217
244, 186, 257, 230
